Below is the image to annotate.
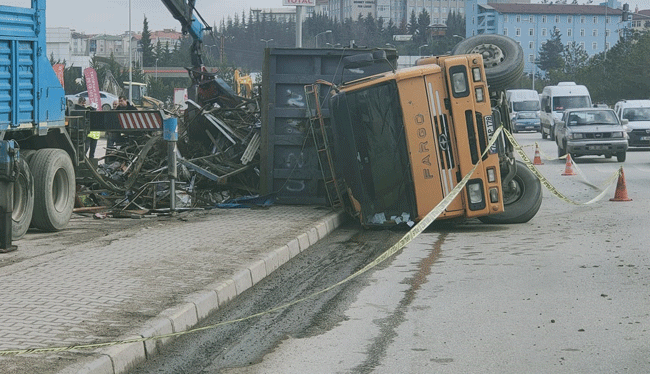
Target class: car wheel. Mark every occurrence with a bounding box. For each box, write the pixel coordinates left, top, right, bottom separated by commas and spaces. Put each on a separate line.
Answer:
616, 151, 626, 162
557, 142, 565, 157
478, 160, 542, 224
451, 34, 524, 91
102, 104, 111, 111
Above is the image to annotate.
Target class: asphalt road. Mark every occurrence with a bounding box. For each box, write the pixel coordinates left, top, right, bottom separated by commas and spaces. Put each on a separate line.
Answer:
131, 132, 650, 373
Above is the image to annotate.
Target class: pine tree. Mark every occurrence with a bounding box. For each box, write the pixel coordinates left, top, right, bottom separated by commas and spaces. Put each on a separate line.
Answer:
141, 16, 154, 67
536, 27, 564, 72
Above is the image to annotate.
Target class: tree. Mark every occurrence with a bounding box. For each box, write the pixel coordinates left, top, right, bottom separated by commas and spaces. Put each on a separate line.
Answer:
536, 27, 563, 72
446, 11, 465, 38
141, 16, 155, 67
408, 10, 418, 35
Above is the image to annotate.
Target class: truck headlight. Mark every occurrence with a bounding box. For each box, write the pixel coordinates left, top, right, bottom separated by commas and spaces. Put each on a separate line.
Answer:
467, 182, 483, 204
568, 132, 584, 140
611, 131, 624, 138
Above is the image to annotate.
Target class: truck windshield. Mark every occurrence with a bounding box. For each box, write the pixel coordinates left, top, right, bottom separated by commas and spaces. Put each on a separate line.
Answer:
553, 96, 590, 111
513, 100, 540, 112
331, 81, 416, 224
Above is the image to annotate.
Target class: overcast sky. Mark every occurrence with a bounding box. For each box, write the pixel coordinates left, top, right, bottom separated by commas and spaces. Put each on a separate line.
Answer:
5, 0, 286, 34
2, 0, 647, 35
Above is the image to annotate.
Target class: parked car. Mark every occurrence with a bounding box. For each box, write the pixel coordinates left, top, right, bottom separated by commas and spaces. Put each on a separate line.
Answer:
613, 100, 650, 147
65, 91, 119, 111
512, 111, 541, 132
555, 108, 628, 162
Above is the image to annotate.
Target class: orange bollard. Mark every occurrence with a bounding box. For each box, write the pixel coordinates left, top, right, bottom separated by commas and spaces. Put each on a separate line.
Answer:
561, 154, 577, 176
533, 143, 544, 165
610, 167, 632, 202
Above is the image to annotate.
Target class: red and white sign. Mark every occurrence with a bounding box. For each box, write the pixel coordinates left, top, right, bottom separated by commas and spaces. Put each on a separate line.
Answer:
118, 112, 163, 130
283, 0, 315, 6
83, 67, 102, 111
53, 64, 65, 88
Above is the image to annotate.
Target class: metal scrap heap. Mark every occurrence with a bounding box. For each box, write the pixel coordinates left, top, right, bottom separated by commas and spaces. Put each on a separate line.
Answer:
76, 95, 262, 215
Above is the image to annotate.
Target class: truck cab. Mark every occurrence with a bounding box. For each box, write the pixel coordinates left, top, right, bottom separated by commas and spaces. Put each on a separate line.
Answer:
328, 35, 542, 227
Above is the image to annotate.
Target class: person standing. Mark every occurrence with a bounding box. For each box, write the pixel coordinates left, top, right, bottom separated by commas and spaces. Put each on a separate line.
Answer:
118, 95, 137, 111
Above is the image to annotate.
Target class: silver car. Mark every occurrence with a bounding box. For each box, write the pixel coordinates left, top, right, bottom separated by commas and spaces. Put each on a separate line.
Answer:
555, 108, 628, 162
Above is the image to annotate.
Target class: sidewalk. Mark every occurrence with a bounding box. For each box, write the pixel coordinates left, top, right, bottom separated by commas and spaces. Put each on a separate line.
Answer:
0, 205, 346, 374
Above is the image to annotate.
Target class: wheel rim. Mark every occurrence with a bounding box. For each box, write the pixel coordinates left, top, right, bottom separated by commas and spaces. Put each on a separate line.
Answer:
468, 43, 505, 68
52, 167, 71, 213
503, 175, 525, 205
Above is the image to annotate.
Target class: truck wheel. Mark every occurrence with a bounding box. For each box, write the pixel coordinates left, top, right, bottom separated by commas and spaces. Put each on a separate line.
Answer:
28, 149, 75, 231
478, 160, 542, 224
12, 157, 34, 240
542, 129, 547, 139
451, 34, 524, 91
616, 151, 626, 162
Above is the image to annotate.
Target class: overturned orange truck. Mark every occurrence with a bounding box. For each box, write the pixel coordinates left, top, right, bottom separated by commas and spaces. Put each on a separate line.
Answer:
327, 35, 542, 227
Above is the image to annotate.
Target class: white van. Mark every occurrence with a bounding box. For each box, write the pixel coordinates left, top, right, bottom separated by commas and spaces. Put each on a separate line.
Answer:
506, 89, 541, 119
614, 99, 650, 147
539, 82, 592, 141
506, 89, 541, 132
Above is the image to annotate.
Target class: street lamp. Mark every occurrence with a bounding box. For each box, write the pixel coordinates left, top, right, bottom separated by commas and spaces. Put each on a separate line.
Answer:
260, 38, 274, 48
315, 30, 332, 48
418, 44, 428, 56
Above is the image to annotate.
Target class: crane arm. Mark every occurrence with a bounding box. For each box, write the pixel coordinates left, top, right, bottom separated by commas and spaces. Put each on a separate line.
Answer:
160, 0, 209, 67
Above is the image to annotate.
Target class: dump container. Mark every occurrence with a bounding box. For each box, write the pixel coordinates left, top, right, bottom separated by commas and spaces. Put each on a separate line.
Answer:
261, 47, 397, 204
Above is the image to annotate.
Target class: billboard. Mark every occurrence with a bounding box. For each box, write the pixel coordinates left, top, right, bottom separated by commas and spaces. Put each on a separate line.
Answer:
283, 0, 316, 6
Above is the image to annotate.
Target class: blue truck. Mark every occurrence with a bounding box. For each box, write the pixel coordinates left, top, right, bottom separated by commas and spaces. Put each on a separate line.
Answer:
0, 0, 238, 250
0, 0, 76, 248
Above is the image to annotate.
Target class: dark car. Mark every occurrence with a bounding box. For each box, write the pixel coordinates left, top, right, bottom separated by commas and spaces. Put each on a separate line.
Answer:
512, 111, 541, 133
555, 108, 628, 162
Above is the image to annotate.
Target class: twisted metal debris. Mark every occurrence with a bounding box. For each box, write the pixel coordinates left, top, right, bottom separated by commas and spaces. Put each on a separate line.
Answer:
75, 95, 262, 216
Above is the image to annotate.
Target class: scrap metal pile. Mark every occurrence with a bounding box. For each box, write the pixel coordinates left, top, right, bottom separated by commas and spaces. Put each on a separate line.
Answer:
76, 95, 262, 215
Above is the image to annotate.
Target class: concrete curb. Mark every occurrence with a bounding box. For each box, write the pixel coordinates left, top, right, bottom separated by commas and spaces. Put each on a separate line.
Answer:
58, 210, 347, 374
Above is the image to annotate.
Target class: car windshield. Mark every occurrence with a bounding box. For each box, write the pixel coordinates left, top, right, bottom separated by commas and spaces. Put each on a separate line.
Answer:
553, 96, 590, 111
567, 110, 618, 126
517, 112, 538, 119
513, 100, 540, 112
622, 108, 650, 121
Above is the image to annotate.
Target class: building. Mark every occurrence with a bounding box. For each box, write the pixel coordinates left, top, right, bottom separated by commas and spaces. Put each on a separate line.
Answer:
630, 9, 650, 31
150, 29, 183, 50
466, 0, 630, 76
374, 0, 467, 27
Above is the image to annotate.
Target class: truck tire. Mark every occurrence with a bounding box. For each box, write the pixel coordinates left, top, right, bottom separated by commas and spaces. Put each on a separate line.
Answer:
451, 35, 524, 92
29, 149, 75, 231
478, 160, 542, 224
12, 157, 34, 240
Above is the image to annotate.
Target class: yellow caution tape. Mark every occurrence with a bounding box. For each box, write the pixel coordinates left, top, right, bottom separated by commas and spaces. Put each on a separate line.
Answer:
0, 128, 506, 357
504, 130, 620, 205
2, 125, 621, 356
